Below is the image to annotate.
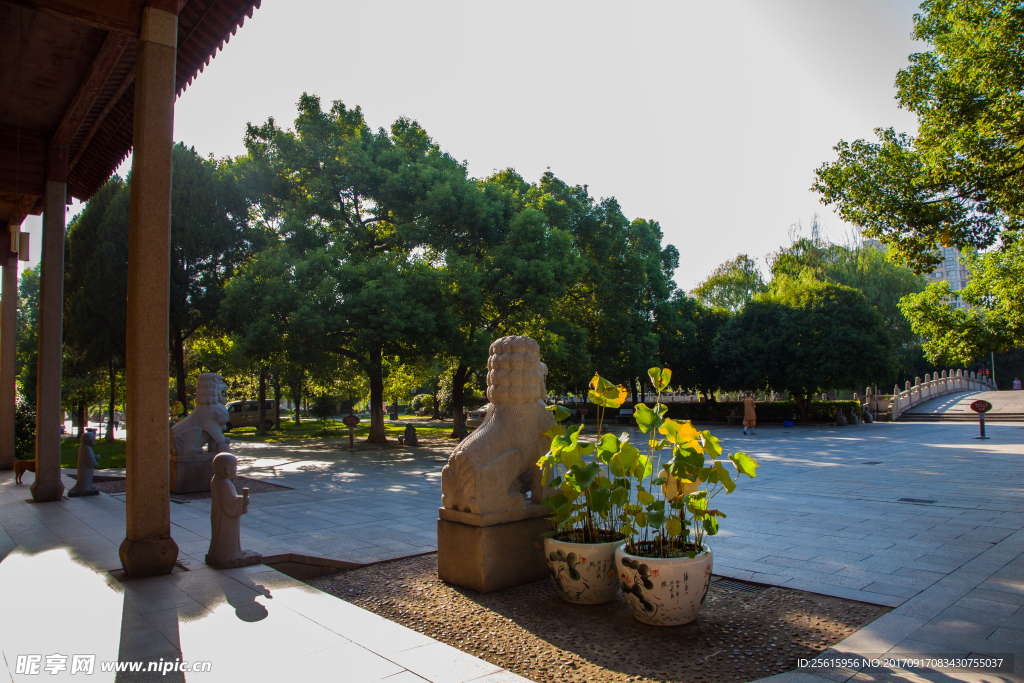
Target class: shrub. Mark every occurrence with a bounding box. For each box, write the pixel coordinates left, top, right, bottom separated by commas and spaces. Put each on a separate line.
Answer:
310, 394, 337, 424
15, 400, 35, 459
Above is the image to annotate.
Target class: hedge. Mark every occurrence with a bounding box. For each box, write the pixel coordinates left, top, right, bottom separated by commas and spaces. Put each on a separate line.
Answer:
556, 400, 863, 424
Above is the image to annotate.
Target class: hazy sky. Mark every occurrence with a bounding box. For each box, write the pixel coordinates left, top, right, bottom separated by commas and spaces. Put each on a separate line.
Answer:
27, 0, 924, 291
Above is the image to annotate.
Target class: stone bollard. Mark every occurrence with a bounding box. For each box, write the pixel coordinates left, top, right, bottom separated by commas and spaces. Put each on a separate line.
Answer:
206, 453, 262, 569
68, 430, 100, 497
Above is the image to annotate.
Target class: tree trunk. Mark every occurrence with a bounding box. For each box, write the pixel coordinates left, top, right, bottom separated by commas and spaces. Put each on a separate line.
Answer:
367, 346, 387, 443
291, 382, 302, 425
257, 366, 267, 434
106, 357, 116, 442
76, 400, 85, 439
273, 377, 282, 430
431, 384, 441, 420
630, 377, 639, 406
449, 364, 469, 438
173, 327, 188, 416
795, 392, 811, 422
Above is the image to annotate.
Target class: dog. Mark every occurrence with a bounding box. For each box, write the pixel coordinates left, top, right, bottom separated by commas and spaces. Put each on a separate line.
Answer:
13, 459, 35, 484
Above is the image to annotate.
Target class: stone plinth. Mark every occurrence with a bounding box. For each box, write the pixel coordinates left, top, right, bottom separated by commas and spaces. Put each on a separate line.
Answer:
170, 453, 214, 494
437, 504, 549, 593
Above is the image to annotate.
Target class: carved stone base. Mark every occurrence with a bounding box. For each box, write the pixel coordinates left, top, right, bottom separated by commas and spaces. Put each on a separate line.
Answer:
119, 537, 179, 577
437, 516, 550, 593
67, 489, 100, 497
30, 479, 64, 502
170, 453, 214, 494
205, 551, 263, 569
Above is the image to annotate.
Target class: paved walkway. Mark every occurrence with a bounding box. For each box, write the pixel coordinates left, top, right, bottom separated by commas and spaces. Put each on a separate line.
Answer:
0, 468, 527, 683
5, 419, 1024, 682
912, 390, 1024, 416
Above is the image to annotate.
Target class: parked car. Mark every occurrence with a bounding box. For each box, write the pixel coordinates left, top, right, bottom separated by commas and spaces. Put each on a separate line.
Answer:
224, 400, 276, 431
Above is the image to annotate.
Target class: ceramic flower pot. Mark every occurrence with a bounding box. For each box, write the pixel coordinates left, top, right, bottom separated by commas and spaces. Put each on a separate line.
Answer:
544, 536, 626, 604
615, 545, 713, 626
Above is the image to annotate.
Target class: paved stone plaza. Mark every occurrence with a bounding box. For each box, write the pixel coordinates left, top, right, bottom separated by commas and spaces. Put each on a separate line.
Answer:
2, 400, 1024, 681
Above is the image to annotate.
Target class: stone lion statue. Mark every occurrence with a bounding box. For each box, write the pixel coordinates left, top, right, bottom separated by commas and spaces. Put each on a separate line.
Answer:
441, 336, 555, 515
170, 373, 231, 459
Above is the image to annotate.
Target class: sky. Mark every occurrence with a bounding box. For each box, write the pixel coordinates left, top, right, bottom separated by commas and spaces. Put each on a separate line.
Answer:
24, 0, 924, 291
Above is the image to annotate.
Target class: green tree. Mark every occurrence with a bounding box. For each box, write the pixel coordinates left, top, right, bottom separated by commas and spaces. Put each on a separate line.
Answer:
715, 279, 895, 421
63, 176, 129, 439
233, 94, 468, 442
169, 144, 257, 413
16, 265, 39, 405
656, 293, 730, 399
900, 240, 1024, 364
691, 254, 766, 312
813, 1, 1024, 271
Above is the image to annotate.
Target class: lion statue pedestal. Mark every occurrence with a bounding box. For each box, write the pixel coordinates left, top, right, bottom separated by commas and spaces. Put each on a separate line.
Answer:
170, 373, 231, 494
437, 336, 555, 593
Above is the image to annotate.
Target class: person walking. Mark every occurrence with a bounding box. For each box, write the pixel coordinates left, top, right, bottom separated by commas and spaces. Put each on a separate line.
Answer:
1014, 377, 1022, 390
742, 393, 757, 435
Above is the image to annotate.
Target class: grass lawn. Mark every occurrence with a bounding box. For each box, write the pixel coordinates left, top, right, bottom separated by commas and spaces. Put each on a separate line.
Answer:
46, 419, 453, 471
225, 418, 455, 444
58, 437, 127, 469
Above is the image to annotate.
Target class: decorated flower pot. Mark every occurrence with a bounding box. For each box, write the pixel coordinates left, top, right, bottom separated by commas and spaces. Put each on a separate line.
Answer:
615, 545, 713, 626
544, 536, 626, 605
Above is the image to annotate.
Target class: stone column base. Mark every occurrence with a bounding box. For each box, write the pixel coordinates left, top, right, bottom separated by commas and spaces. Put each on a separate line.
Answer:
119, 537, 179, 577
437, 515, 550, 593
67, 489, 99, 498
170, 454, 214, 494
30, 479, 64, 502
205, 551, 262, 569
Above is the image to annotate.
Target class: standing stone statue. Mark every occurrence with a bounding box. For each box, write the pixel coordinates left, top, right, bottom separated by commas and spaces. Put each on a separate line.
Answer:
68, 430, 100, 497
404, 424, 419, 447
170, 373, 231, 494
438, 336, 555, 592
205, 452, 261, 569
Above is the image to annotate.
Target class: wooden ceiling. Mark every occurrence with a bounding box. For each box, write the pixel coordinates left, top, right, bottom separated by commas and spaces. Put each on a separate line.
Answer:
0, 0, 261, 229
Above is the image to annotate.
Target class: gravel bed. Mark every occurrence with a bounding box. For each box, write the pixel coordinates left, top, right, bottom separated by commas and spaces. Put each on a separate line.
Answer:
88, 476, 291, 499
309, 554, 888, 683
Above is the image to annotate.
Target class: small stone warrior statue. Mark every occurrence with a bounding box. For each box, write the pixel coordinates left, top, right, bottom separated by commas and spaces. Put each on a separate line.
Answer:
68, 429, 101, 497
205, 453, 261, 569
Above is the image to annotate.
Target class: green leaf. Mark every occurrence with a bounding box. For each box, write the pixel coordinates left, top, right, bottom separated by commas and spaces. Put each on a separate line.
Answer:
647, 367, 672, 392
590, 488, 611, 514
666, 518, 683, 536
589, 373, 627, 408
566, 462, 602, 490
714, 461, 736, 493
542, 493, 569, 510
729, 452, 759, 478
546, 404, 572, 423
637, 489, 655, 505
636, 512, 648, 527
647, 507, 667, 528
609, 441, 640, 478
634, 403, 663, 434
610, 487, 629, 506
660, 418, 700, 445
702, 516, 719, 535
701, 431, 723, 458
554, 502, 573, 521
595, 433, 620, 464
634, 453, 653, 480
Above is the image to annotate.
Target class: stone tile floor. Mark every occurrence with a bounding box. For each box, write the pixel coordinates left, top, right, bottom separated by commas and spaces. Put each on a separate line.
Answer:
0, 469, 528, 683
5, 398, 1024, 682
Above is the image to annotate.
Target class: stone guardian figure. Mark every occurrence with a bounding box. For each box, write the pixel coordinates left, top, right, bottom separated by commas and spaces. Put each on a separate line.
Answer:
205, 452, 261, 569
170, 373, 231, 493
68, 430, 100, 497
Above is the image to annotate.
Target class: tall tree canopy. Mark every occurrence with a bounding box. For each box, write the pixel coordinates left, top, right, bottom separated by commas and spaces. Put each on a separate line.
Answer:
813, 0, 1024, 360
690, 254, 766, 312
228, 94, 471, 441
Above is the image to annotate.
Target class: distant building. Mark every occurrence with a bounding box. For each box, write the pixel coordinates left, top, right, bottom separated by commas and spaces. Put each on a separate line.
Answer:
926, 245, 970, 309
863, 239, 970, 309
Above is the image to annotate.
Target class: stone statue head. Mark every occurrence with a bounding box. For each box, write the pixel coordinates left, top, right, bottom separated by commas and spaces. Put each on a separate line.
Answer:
196, 373, 229, 406
485, 336, 548, 404
213, 452, 237, 480
82, 430, 96, 447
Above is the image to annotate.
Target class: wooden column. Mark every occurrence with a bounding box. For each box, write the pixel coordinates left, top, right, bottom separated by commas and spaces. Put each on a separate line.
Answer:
119, 4, 179, 577
31, 148, 67, 502
0, 247, 17, 470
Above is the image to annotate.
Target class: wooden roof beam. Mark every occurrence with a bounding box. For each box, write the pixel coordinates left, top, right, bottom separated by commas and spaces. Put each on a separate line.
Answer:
51, 30, 132, 152
67, 63, 135, 175
3, 0, 142, 36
